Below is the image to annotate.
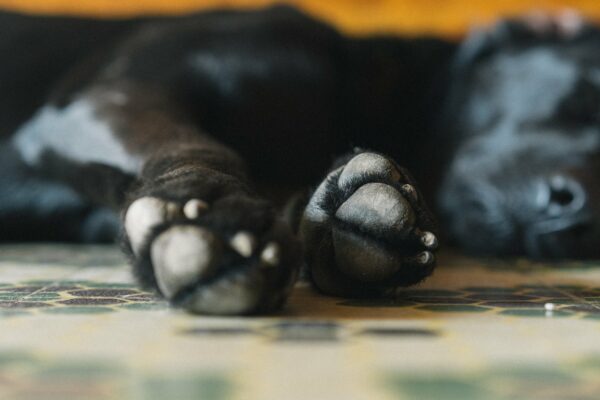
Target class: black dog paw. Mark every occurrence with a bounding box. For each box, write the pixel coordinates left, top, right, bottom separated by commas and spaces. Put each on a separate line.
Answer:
123, 195, 301, 315
300, 152, 439, 297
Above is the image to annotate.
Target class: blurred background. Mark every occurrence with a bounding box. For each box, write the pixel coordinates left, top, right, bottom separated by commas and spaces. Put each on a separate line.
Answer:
0, 0, 599, 37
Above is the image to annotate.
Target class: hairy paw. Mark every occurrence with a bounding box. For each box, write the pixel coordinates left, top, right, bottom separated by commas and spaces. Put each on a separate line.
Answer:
123, 195, 301, 315
300, 152, 438, 297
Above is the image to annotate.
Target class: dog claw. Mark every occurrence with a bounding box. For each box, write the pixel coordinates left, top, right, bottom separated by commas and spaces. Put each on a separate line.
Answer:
151, 226, 220, 299
419, 231, 438, 250
260, 242, 280, 267
416, 251, 435, 265
230, 231, 256, 258
183, 199, 209, 219
401, 183, 418, 201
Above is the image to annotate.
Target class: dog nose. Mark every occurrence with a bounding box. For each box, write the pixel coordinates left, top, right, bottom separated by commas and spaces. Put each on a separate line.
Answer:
536, 175, 586, 217
526, 175, 593, 258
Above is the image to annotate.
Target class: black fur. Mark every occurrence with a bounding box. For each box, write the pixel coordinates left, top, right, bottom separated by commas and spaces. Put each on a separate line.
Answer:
1, 7, 598, 314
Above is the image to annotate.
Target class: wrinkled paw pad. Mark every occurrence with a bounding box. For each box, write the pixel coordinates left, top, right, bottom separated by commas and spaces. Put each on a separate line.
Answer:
124, 197, 299, 315
334, 182, 437, 280
301, 152, 438, 297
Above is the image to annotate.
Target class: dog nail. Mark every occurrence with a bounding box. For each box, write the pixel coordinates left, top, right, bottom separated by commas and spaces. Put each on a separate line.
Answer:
230, 231, 256, 257
183, 199, 209, 219
260, 242, 280, 267
417, 251, 435, 265
401, 184, 418, 201
420, 231, 438, 249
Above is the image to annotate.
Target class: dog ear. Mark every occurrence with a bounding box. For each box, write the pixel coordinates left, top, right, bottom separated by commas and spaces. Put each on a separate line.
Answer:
453, 10, 594, 74
452, 20, 535, 73
521, 9, 586, 39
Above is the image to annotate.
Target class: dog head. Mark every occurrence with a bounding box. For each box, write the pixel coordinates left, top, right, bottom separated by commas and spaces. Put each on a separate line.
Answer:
439, 12, 600, 259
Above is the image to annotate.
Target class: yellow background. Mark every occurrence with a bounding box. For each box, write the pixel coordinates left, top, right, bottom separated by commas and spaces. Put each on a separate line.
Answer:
0, 0, 599, 36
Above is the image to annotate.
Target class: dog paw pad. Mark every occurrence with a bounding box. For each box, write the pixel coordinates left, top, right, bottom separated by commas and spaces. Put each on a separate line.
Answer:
260, 242, 281, 267
335, 182, 416, 240
151, 226, 220, 299
229, 231, 256, 258
338, 152, 402, 190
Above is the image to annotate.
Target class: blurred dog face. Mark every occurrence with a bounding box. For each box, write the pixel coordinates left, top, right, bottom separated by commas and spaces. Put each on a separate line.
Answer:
439, 15, 600, 259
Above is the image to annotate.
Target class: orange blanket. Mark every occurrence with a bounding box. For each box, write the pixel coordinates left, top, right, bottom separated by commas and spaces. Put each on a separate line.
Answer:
0, 0, 599, 36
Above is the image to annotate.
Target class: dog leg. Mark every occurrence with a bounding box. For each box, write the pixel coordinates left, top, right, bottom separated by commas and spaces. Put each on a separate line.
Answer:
0, 143, 119, 242
300, 150, 439, 297
13, 82, 302, 315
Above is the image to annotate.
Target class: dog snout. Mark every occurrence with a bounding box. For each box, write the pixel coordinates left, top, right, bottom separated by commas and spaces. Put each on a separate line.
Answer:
525, 174, 598, 259
441, 172, 599, 259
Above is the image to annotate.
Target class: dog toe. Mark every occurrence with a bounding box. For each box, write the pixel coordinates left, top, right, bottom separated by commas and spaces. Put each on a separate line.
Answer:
125, 197, 178, 255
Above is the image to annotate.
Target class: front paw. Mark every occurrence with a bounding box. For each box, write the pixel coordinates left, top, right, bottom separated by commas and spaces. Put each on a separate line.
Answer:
300, 152, 438, 297
123, 195, 301, 315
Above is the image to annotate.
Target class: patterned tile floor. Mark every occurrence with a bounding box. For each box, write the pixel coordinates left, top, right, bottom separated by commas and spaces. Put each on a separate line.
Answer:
1, 244, 600, 399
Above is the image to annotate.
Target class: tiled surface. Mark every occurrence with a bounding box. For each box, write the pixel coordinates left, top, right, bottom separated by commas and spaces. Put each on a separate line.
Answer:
1, 245, 600, 399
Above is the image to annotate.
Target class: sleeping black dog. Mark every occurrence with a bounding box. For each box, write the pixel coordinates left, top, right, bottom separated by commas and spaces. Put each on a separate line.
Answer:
0, 7, 598, 314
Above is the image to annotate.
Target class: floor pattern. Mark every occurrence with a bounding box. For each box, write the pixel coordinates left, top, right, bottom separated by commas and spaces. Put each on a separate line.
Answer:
1, 244, 600, 399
